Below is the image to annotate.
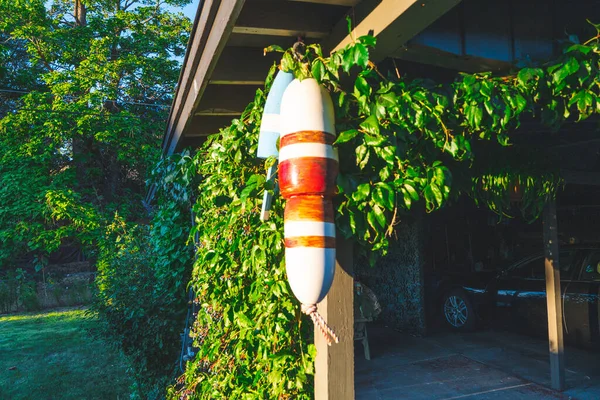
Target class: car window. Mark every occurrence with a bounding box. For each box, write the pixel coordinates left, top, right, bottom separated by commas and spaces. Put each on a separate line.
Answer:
580, 251, 600, 281
511, 256, 544, 279
558, 250, 577, 280
510, 251, 576, 280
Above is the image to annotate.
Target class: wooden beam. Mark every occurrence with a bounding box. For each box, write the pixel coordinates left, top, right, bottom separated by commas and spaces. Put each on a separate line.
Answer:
228, 32, 320, 48
196, 110, 242, 116
287, 0, 360, 5
315, 236, 354, 400
542, 200, 565, 392
393, 43, 512, 73
197, 84, 258, 115
233, 1, 345, 40
232, 26, 328, 39
210, 47, 278, 85
321, 0, 462, 62
244, 0, 358, 5
186, 115, 237, 137
561, 169, 600, 186
162, 0, 247, 155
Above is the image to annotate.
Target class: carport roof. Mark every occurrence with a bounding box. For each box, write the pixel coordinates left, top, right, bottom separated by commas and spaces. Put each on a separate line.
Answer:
160, 0, 465, 155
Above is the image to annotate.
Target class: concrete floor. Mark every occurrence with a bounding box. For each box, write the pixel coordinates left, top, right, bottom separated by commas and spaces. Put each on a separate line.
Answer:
355, 325, 600, 399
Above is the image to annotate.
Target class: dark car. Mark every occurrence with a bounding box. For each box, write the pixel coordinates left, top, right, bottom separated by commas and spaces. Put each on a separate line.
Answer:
431, 246, 600, 349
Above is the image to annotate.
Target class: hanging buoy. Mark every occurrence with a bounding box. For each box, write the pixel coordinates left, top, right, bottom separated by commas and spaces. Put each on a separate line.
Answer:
279, 78, 339, 345
257, 71, 294, 221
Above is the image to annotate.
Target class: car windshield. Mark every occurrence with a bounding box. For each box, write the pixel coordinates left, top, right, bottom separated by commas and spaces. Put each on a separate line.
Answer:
504, 250, 578, 280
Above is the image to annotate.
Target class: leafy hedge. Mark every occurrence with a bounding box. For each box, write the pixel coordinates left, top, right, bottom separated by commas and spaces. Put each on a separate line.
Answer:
92, 154, 195, 398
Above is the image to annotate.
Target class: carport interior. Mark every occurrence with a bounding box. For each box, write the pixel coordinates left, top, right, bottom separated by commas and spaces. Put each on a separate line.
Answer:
165, 0, 600, 395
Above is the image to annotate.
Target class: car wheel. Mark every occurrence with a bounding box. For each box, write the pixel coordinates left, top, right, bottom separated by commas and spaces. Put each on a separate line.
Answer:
442, 289, 476, 331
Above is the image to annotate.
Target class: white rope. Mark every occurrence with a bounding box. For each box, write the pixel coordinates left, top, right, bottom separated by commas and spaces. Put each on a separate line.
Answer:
301, 303, 339, 345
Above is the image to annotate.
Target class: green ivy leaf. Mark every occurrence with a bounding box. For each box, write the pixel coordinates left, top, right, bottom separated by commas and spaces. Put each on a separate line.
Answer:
466, 104, 483, 130
373, 183, 395, 211
359, 115, 379, 136
552, 57, 579, 85
354, 75, 371, 98
311, 59, 326, 82
353, 43, 369, 69
264, 45, 284, 54
358, 34, 377, 47
352, 183, 370, 202
334, 129, 359, 144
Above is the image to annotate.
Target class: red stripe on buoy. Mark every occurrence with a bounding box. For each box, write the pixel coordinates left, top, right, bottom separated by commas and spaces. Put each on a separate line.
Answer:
285, 236, 336, 248
284, 196, 334, 222
280, 130, 335, 147
279, 158, 338, 198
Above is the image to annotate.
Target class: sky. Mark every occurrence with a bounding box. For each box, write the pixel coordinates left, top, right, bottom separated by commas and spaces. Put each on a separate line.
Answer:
180, 0, 200, 21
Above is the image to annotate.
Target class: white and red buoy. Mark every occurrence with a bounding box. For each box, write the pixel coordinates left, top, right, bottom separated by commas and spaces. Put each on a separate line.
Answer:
278, 78, 339, 344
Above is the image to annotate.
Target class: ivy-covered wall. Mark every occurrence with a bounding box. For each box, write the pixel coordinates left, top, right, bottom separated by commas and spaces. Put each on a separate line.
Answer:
357, 216, 426, 334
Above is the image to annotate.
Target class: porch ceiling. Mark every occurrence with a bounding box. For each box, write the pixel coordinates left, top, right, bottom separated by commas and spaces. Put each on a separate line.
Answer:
161, 0, 463, 155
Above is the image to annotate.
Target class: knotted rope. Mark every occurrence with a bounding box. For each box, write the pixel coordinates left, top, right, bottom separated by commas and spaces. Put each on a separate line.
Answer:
301, 304, 339, 345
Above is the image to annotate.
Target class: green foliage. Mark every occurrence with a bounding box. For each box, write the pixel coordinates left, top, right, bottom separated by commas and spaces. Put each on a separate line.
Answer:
168, 67, 315, 400
0, 268, 39, 312
92, 150, 194, 398
165, 25, 600, 398
270, 27, 600, 260
0, 0, 192, 267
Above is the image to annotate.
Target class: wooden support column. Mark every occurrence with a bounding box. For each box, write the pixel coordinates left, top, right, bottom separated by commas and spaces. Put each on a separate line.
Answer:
542, 200, 565, 391
315, 236, 354, 400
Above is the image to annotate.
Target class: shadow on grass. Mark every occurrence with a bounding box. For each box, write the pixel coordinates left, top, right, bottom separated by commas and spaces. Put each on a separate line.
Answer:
0, 308, 133, 400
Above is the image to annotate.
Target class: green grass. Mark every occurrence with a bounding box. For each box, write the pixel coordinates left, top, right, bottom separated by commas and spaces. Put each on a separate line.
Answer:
0, 308, 133, 400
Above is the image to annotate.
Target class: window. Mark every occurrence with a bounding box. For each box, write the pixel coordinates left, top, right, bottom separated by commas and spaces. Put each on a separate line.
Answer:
511, 256, 544, 279
558, 250, 577, 279
510, 251, 576, 280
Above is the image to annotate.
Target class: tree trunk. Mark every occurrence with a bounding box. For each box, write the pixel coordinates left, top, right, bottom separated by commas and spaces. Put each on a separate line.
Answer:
75, 0, 87, 27
72, 0, 87, 185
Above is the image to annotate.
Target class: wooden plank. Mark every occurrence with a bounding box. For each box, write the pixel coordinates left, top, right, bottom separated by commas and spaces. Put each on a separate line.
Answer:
321, 0, 462, 61
197, 84, 258, 114
315, 236, 354, 400
244, 0, 358, 5
227, 32, 320, 48
542, 200, 566, 391
287, 0, 360, 5
462, 0, 512, 62
393, 43, 512, 73
196, 111, 242, 116
161, 0, 221, 153
232, 26, 328, 39
210, 47, 278, 85
561, 169, 600, 186
512, 0, 555, 62
186, 115, 237, 137
409, 4, 462, 55
234, 1, 346, 37
162, 0, 247, 155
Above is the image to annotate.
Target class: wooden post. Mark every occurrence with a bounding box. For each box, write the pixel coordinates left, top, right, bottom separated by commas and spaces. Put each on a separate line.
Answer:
542, 200, 565, 391
315, 237, 354, 400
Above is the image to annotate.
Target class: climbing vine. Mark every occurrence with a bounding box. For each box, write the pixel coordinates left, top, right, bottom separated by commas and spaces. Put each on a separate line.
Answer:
169, 23, 599, 399
168, 68, 315, 399
269, 22, 600, 260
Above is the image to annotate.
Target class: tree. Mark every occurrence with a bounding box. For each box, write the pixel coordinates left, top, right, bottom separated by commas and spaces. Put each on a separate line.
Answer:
0, 0, 192, 267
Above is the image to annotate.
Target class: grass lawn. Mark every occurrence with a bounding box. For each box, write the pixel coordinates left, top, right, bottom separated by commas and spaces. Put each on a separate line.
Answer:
0, 308, 133, 400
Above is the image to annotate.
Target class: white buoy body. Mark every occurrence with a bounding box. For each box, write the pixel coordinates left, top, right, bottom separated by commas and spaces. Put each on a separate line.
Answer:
279, 78, 338, 305
257, 71, 294, 221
